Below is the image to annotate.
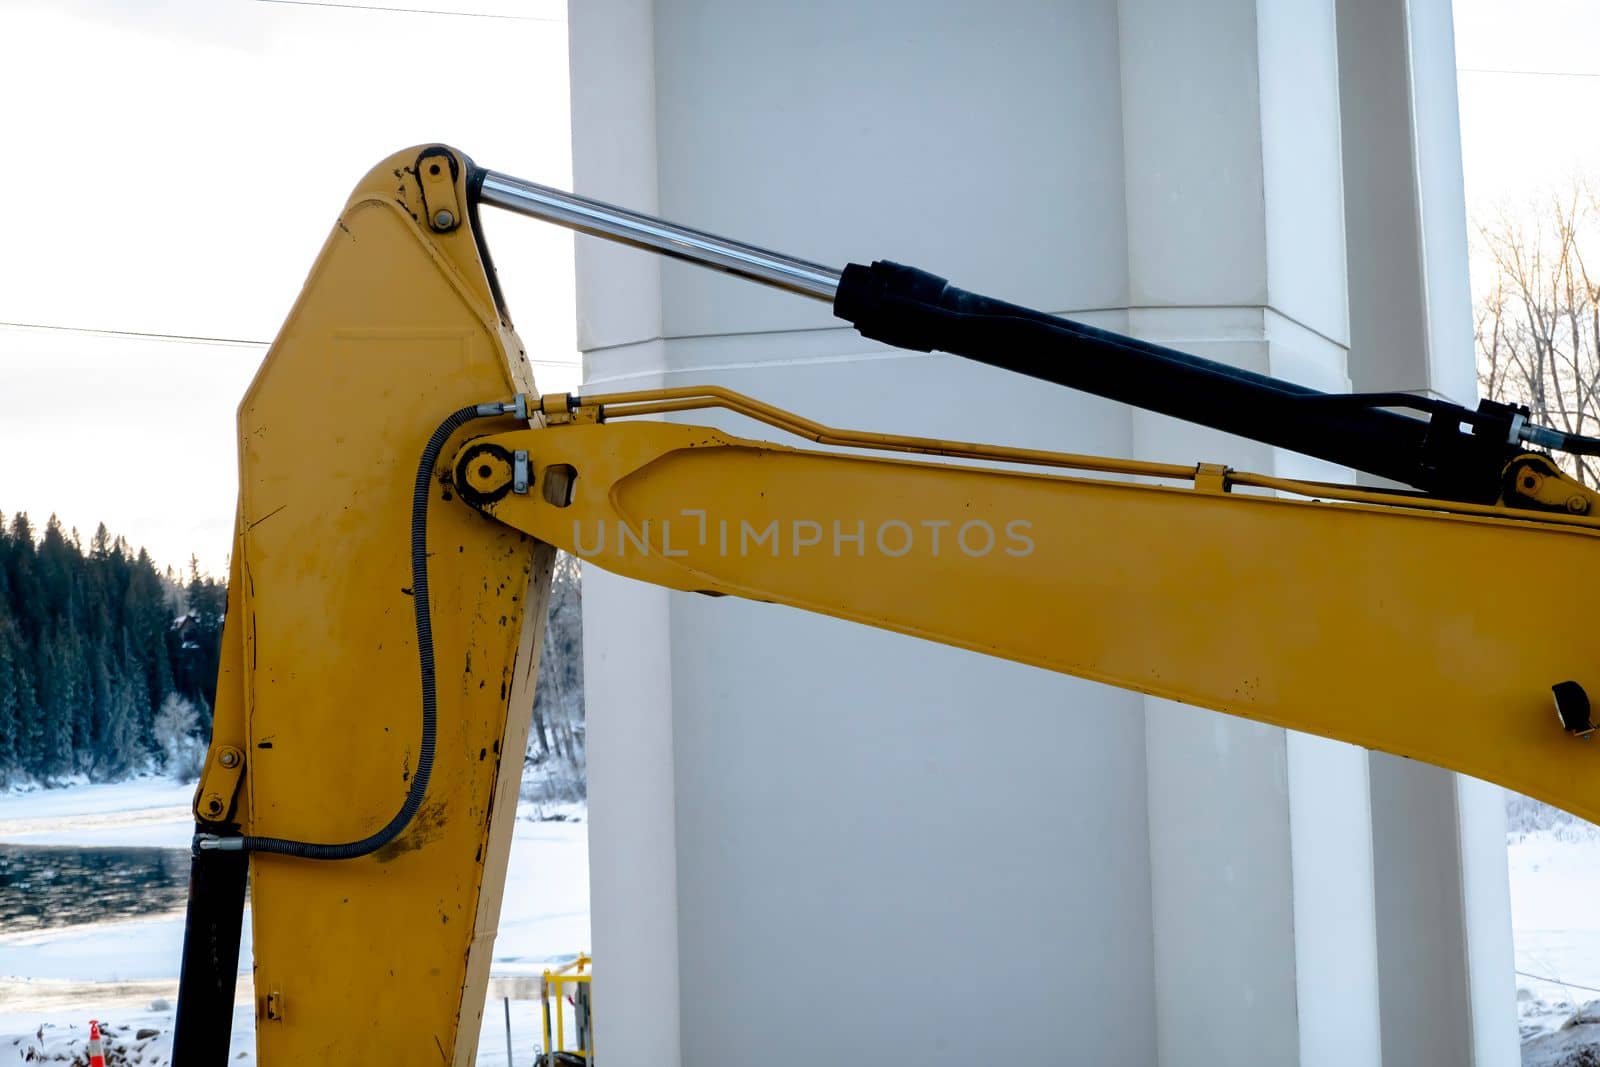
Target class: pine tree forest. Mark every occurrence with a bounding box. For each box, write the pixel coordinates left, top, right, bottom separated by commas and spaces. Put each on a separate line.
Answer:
0, 512, 586, 790
0, 513, 222, 784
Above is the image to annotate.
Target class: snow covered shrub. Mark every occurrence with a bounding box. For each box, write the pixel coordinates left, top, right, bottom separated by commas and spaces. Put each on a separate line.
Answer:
153, 693, 206, 781
1507, 790, 1600, 842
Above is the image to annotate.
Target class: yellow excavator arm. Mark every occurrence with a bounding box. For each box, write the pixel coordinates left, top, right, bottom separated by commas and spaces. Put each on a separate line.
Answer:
171, 145, 1600, 1065
470, 389, 1600, 812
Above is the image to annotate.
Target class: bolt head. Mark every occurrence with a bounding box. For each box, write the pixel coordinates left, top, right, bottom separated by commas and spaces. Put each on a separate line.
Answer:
433, 209, 456, 229
219, 750, 239, 768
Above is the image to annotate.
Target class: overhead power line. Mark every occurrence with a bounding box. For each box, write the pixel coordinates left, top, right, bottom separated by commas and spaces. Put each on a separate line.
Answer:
1517, 969, 1600, 996
251, 0, 563, 21
0, 320, 265, 348
0, 319, 581, 368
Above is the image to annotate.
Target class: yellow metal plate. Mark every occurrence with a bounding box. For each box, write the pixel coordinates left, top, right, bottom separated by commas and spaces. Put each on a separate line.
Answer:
224, 147, 552, 1066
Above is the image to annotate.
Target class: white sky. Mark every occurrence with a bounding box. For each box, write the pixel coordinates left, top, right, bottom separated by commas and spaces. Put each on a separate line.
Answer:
0, 0, 1592, 574
1453, 0, 1600, 209
0, 0, 576, 575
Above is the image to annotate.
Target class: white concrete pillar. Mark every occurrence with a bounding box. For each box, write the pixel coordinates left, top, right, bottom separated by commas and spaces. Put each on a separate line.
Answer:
573, 5, 1155, 1065
1336, 0, 1518, 1062
1364, 758, 1516, 1066
569, 1, 1501, 1064
567, 7, 681, 1064
1119, 1, 1382, 1063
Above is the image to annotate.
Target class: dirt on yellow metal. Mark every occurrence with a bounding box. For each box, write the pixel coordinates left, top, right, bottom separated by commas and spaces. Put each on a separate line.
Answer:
194, 142, 1600, 1063
464, 400, 1600, 826
211, 145, 554, 1065
194, 519, 250, 828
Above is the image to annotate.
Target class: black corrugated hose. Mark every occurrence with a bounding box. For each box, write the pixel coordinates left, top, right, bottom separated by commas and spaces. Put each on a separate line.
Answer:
196, 402, 506, 860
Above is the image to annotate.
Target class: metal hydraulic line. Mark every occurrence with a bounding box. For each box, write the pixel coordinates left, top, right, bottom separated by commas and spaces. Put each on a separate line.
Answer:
469, 164, 1532, 504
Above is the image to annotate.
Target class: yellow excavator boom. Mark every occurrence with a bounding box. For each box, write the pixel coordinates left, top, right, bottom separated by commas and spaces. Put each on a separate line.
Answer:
173, 145, 1600, 1065
468, 391, 1600, 823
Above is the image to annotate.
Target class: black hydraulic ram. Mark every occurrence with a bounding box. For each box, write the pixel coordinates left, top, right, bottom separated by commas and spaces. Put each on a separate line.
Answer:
172, 826, 247, 1066
471, 159, 1591, 503
832, 260, 1525, 503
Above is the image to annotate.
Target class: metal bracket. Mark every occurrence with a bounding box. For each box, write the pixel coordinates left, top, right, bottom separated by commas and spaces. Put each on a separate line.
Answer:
1554, 681, 1595, 738
540, 394, 600, 426
193, 745, 245, 823
513, 450, 530, 494
1506, 456, 1597, 516
416, 147, 462, 233
1194, 463, 1231, 495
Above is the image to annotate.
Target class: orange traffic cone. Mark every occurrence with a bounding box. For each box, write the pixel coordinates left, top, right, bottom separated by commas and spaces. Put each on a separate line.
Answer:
87, 1019, 106, 1067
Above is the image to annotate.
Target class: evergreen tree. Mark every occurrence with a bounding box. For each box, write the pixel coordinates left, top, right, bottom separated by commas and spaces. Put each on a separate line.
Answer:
179, 565, 226, 716
7, 513, 45, 644
0, 513, 223, 784
0, 512, 582, 790
37, 623, 79, 776
0, 620, 23, 773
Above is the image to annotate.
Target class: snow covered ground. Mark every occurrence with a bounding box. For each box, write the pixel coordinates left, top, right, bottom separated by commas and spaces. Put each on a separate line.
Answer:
0, 777, 589, 1065
15, 778, 1600, 1060
1510, 823, 1600, 1045
0, 779, 195, 849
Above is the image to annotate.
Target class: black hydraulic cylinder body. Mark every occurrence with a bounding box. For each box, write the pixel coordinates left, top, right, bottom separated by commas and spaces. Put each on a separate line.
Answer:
171, 830, 248, 1066
833, 261, 1521, 504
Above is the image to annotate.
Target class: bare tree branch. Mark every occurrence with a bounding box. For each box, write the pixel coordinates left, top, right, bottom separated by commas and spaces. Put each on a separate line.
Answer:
1475, 183, 1600, 486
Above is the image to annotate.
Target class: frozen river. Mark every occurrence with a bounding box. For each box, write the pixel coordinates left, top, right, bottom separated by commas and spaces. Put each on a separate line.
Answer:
0, 779, 590, 1064
0, 844, 191, 932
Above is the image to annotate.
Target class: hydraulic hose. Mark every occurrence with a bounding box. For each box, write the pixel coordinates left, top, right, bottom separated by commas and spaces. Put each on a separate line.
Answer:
197, 401, 516, 859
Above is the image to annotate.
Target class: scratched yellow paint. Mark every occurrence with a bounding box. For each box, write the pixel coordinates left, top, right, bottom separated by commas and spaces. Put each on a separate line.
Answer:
203, 147, 553, 1066
197, 143, 1600, 1065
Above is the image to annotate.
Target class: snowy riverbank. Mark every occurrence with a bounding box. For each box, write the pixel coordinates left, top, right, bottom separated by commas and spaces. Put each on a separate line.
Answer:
0, 777, 589, 1065
0, 779, 195, 850
1510, 823, 1600, 1045
19, 777, 1600, 1059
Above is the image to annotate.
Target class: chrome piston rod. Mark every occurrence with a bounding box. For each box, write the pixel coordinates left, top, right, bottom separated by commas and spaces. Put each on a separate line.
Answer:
474, 169, 842, 302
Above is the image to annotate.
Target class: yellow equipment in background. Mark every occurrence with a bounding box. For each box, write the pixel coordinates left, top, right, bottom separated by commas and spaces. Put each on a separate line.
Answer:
171, 145, 1600, 1065
539, 956, 593, 1065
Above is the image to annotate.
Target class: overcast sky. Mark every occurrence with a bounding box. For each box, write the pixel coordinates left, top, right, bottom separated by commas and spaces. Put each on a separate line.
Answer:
0, 0, 1593, 575
0, 0, 575, 575
1454, 0, 1600, 209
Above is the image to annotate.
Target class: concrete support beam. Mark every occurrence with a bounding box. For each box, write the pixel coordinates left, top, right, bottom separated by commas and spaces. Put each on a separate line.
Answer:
573, 5, 1155, 1064
569, 1, 1513, 1063
1122, 2, 1380, 1062
1337, 0, 1518, 1062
